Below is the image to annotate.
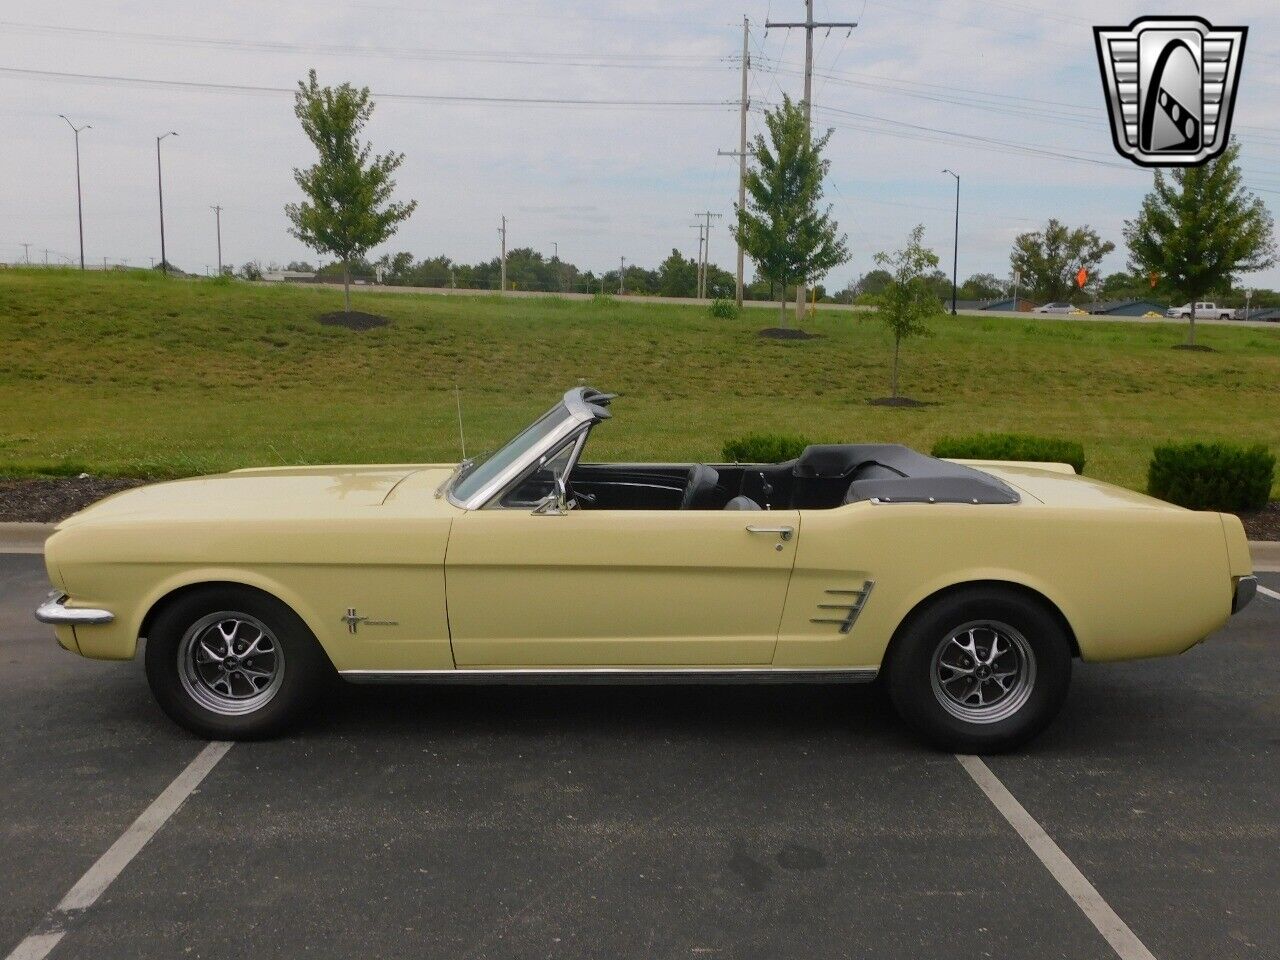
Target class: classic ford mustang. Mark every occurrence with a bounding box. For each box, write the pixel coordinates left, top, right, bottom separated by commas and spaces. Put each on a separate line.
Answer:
37, 387, 1257, 751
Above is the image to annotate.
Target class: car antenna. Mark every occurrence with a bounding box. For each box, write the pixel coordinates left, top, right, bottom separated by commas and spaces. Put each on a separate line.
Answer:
454, 385, 467, 460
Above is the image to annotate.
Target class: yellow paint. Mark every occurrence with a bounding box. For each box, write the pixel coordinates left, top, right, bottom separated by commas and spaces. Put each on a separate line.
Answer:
43, 460, 1248, 671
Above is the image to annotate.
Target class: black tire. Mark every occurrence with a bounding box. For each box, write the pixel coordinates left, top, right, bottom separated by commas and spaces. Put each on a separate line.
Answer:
144, 587, 329, 740
885, 587, 1072, 753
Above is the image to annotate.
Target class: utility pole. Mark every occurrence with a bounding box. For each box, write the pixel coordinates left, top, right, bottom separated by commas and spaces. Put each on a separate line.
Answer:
693, 211, 722, 299
767, 2, 857, 322
59, 115, 91, 270
690, 223, 706, 299
210, 205, 223, 275
21, 243, 30, 264
43, 249, 50, 266
552, 241, 560, 292
155, 131, 177, 275
943, 169, 959, 315
619, 256, 626, 295
498, 215, 507, 293
716, 16, 751, 306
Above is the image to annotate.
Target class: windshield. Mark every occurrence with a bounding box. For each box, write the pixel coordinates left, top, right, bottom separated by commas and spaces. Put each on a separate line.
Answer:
450, 402, 574, 503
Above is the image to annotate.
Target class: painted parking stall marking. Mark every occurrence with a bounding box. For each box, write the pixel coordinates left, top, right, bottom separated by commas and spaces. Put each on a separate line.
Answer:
3, 742, 232, 960
956, 754, 1157, 960
1257, 584, 1280, 602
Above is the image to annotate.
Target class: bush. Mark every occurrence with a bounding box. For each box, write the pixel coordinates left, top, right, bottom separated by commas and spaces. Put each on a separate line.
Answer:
709, 298, 739, 319
1147, 442, 1275, 511
931, 433, 1086, 474
722, 433, 811, 463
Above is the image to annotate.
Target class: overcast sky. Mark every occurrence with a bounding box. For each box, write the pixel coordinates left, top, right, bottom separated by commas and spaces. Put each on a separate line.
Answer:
4, 0, 1279, 289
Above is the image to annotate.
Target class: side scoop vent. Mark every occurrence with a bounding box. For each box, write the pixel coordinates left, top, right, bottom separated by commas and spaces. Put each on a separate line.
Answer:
810, 581, 875, 634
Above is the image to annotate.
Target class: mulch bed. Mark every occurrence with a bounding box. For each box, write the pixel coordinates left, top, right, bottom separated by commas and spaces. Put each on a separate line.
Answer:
0, 475, 150, 523
316, 310, 389, 331
757, 327, 821, 340
1171, 343, 1216, 352
2, 476, 1278, 542
1239, 502, 1280, 541
867, 396, 932, 407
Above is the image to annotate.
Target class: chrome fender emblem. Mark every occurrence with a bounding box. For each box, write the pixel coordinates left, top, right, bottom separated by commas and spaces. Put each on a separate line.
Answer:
341, 608, 399, 634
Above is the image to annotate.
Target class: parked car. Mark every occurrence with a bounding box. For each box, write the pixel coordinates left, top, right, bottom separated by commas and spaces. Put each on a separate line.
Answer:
36, 387, 1257, 752
1167, 301, 1234, 319
1033, 302, 1083, 314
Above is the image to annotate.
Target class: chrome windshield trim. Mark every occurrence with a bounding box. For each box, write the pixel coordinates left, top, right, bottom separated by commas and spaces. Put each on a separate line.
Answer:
445, 387, 610, 510
35, 592, 115, 626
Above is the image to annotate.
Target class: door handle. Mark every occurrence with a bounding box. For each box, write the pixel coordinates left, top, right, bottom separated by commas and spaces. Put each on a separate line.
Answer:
746, 525, 794, 541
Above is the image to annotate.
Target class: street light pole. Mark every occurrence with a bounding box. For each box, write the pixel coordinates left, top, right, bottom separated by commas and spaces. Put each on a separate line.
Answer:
943, 169, 960, 316
59, 115, 91, 271
211, 205, 223, 275
156, 131, 177, 275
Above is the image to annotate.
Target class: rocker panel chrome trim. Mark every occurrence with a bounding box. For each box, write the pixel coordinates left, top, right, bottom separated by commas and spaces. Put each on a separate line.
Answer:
340, 667, 879, 685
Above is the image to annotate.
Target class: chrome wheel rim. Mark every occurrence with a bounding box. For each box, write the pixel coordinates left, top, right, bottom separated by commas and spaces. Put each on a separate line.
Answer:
929, 620, 1035, 724
177, 612, 284, 716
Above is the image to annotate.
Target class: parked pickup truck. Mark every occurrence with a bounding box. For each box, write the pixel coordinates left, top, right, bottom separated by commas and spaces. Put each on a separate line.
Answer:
1166, 302, 1234, 319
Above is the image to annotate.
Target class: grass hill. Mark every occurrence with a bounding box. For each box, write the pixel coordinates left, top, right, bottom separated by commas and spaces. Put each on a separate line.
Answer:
1, 268, 1277, 495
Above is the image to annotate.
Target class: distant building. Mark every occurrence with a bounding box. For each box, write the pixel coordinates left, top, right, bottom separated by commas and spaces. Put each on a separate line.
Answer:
1084, 299, 1168, 317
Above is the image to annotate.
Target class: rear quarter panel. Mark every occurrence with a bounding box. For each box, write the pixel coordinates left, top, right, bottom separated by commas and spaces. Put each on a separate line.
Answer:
775, 500, 1231, 667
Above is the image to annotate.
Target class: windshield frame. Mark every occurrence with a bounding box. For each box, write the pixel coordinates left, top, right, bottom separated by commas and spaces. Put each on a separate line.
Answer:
445, 387, 612, 509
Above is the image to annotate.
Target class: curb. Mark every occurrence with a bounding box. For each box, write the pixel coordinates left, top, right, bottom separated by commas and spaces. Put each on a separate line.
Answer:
0, 523, 56, 555
2, 522, 1278, 571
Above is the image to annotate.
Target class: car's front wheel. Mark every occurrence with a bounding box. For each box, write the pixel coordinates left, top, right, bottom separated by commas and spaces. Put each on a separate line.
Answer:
145, 587, 329, 739
886, 587, 1072, 753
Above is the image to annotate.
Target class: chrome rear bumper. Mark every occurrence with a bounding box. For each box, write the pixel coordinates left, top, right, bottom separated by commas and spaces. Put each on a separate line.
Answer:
34, 592, 115, 626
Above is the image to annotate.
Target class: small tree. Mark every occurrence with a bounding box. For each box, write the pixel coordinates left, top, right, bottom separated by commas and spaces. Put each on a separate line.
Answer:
875, 225, 941, 399
1124, 140, 1276, 346
1010, 219, 1114, 303
285, 69, 417, 314
734, 95, 849, 327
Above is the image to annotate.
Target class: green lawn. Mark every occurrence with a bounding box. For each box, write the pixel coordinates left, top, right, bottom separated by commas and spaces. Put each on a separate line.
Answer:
2, 268, 1277, 495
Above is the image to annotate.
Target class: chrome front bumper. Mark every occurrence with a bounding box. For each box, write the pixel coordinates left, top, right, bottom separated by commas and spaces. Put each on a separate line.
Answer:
1232, 576, 1258, 615
34, 592, 115, 626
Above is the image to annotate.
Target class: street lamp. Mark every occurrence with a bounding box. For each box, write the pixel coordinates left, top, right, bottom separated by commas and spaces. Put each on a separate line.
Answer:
943, 169, 960, 316
59, 115, 91, 270
156, 131, 178, 274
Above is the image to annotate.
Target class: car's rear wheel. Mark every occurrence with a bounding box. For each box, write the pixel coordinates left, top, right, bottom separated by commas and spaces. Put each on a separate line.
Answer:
886, 587, 1072, 753
145, 587, 328, 740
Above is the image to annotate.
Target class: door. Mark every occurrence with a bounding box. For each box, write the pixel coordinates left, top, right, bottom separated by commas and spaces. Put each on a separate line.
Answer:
445, 509, 800, 666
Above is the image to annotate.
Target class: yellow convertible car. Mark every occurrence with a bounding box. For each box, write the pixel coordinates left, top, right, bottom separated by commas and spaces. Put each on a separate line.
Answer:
37, 387, 1256, 752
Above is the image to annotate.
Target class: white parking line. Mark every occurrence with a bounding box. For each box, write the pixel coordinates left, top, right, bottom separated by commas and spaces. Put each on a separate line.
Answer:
1257, 584, 1280, 602
956, 754, 1157, 960
3, 742, 232, 960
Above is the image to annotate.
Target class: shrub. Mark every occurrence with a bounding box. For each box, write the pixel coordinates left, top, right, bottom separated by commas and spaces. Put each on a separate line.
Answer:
709, 298, 739, 320
722, 433, 811, 463
1147, 442, 1275, 511
931, 433, 1086, 474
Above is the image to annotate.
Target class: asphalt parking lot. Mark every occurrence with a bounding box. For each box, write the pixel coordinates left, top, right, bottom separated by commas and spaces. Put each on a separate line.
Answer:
2, 552, 1276, 960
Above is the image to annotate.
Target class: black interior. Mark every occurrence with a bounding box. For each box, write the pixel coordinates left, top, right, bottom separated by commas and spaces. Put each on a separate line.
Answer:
558, 443, 1020, 511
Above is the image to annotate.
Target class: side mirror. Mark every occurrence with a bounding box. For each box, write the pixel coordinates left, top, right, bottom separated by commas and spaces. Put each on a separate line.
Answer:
532, 475, 573, 516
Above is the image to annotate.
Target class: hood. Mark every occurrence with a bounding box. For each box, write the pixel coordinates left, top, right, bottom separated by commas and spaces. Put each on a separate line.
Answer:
57, 464, 436, 528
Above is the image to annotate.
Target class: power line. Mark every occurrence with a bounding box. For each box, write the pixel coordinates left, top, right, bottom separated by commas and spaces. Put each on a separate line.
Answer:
0, 66, 734, 110
0, 20, 740, 69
